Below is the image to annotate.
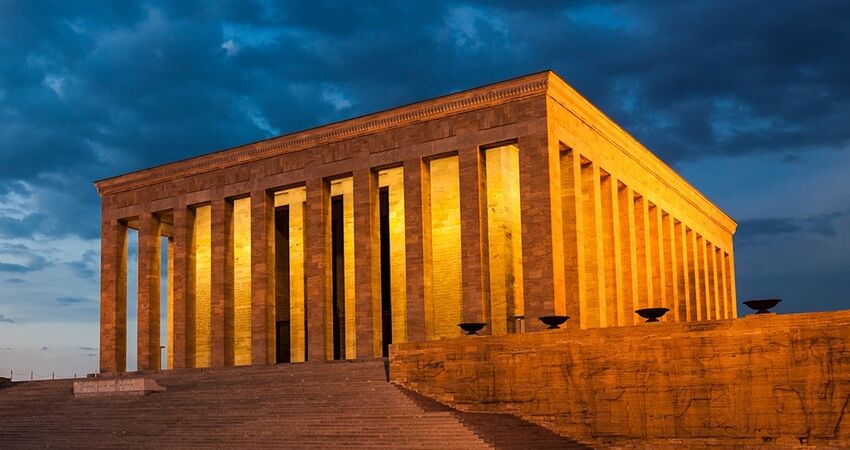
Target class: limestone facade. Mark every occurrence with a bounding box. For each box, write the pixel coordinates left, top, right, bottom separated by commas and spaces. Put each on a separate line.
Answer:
95, 71, 736, 373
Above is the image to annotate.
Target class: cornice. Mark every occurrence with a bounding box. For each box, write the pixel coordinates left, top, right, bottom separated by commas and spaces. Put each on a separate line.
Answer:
95, 72, 549, 196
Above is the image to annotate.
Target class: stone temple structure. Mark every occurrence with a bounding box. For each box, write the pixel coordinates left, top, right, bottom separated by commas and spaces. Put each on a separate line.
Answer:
95, 70, 737, 374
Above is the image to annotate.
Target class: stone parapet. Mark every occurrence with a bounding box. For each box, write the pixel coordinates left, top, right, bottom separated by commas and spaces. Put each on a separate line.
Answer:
390, 310, 850, 449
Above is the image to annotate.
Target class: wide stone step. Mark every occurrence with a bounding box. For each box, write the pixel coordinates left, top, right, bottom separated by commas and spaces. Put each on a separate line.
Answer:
0, 361, 591, 449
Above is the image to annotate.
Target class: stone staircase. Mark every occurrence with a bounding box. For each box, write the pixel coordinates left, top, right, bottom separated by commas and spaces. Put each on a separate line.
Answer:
0, 360, 591, 449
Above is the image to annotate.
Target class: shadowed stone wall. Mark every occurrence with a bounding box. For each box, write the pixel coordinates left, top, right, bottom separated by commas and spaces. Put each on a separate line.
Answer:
390, 311, 850, 449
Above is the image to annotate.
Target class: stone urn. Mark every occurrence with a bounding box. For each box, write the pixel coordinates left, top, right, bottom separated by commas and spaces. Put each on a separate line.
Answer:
743, 298, 782, 314
635, 307, 669, 323
538, 315, 570, 329
458, 322, 486, 335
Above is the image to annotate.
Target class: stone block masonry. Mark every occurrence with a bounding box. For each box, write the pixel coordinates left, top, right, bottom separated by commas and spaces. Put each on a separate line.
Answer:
95, 70, 737, 374
390, 310, 850, 449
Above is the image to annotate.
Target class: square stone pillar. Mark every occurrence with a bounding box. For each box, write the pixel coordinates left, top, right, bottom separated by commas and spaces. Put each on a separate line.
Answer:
687, 228, 702, 321
727, 247, 738, 318
601, 174, 624, 327
617, 184, 639, 325
458, 145, 489, 328
305, 178, 330, 361
675, 221, 691, 322
353, 168, 379, 358
580, 160, 606, 328
403, 158, 428, 342
100, 217, 127, 373
519, 133, 566, 332
137, 212, 161, 371
250, 189, 276, 365
170, 205, 194, 368
664, 214, 680, 322
560, 148, 585, 327
211, 197, 234, 367
634, 195, 653, 310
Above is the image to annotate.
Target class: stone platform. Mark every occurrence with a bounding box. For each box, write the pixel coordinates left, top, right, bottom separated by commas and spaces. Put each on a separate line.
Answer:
391, 310, 850, 449
73, 377, 165, 398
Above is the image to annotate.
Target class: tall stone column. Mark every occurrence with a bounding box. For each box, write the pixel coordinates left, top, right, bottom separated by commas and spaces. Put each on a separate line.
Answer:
458, 145, 489, 328
726, 248, 738, 317
600, 174, 623, 327
211, 197, 234, 367
617, 184, 638, 325
675, 221, 691, 321
520, 133, 566, 332
170, 205, 194, 368
560, 148, 584, 326
305, 178, 330, 360
720, 249, 730, 319
634, 195, 653, 310
650, 206, 667, 312
251, 189, 276, 365
353, 168, 378, 358
687, 228, 702, 321
166, 238, 174, 369
137, 212, 161, 371
697, 235, 709, 320
100, 217, 127, 373
580, 160, 605, 328
712, 245, 722, 319
663, 214, 679, 321
403, 158, 428, 342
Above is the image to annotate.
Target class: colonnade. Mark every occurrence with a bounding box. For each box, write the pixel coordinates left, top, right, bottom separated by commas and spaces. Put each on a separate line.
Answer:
561, 148, 737, 328
99, 139, 736, 373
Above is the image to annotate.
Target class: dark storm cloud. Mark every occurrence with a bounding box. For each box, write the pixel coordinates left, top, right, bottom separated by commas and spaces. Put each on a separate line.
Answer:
0, 0, 848, 242
737, 209, 848, 245
0, 0, 849, 323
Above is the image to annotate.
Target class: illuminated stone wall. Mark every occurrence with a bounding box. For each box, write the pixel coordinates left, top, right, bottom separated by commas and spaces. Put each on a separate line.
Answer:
391, 311, 850, 449
232, 198, 252, 366
193, 205, 211, 368
427, 156, 462, 340
378, 167, 407, 343
275, 187, 307, 362
330, 178, 356, 358
485, 144, 524, 335
166, 239, 173, 369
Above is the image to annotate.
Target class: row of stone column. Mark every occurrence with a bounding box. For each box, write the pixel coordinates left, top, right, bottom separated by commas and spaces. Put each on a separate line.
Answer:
561, 150, 737, 328
100, 146, 532, 372
100, 135, 731, 373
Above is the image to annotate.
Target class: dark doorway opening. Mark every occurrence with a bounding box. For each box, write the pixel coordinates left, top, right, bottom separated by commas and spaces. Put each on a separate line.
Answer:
275, 320, 290, 363
274, 206, 291, 363
379, 187, 392, 357
331, 195, 346, 360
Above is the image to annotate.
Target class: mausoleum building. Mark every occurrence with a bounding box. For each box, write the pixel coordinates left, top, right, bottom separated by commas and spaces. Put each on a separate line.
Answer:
96, 71, 737, 373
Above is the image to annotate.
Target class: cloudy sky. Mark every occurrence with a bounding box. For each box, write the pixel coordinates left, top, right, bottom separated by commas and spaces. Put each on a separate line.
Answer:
0, 1, 848, 377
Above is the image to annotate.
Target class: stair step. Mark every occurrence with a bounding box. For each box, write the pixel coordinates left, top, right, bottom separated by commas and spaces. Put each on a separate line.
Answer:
0, 361, 591, 449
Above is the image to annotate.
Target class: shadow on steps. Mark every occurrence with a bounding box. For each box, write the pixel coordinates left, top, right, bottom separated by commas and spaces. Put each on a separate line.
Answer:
395, 385, 595, 450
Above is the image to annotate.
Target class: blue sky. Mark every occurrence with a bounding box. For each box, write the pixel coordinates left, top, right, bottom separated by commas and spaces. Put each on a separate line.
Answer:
0, 1, 849, 377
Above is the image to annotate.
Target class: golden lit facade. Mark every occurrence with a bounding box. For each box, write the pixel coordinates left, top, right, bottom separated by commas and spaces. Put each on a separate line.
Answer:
96, 71, 737, 373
